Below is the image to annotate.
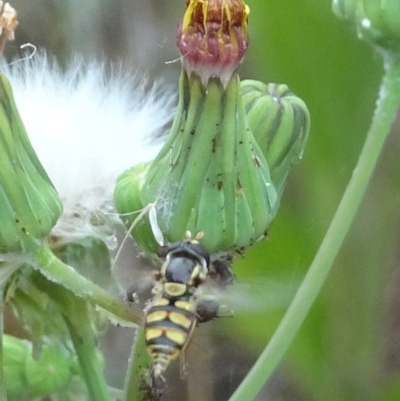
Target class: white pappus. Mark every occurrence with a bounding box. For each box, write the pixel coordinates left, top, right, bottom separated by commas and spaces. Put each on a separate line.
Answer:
1, 52, 175, 249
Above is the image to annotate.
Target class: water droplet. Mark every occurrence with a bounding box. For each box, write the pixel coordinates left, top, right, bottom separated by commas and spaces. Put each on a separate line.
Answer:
361, 18, 371, 29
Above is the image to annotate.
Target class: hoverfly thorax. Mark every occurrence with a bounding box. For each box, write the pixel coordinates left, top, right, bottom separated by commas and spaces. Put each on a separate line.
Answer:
163, 240, 210, 285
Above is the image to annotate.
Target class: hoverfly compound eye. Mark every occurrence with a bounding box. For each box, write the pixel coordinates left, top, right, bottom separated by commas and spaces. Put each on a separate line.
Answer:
169, 241, 210, 269
187, 242, 210, 269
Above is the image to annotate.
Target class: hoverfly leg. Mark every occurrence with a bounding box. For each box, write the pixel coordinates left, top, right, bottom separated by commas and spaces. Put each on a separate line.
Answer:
179, 351, 189, 380
112, 200, 159, 270
211, 254, 235, 287
196, 298, 220, 323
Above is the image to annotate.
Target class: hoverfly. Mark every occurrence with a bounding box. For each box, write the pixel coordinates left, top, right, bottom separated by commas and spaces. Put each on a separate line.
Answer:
117, 206, 295, 398
144, 232, 222, 380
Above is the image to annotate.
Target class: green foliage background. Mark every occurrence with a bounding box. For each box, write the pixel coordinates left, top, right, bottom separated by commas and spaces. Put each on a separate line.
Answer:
229, 1, 400, 400
6, 0, 400, 400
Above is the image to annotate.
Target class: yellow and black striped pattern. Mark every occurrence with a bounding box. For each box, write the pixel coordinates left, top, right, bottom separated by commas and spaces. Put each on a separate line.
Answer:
144, 239, 210, 378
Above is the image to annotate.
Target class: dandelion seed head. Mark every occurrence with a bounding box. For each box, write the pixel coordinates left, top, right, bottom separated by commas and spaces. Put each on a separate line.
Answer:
2, 53, 175, 245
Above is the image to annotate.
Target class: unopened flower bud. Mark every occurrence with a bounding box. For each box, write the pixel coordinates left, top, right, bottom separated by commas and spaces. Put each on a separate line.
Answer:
3, 335, 75, 398
333, 0, 400, 51
115, 0, 310, 255
0, 75, 63, 252
114, 162, 160, 252
241, 80, 310, 196
177, 0, 250, 87
24, 342, 72, 397
140, 71, 279, 253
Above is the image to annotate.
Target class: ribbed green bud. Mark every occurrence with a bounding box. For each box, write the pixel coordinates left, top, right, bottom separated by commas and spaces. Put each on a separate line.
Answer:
0, 75, 63, 253
24, 342, 72, 397
3, 335, 75, 398
2, 334, 26, 398
241, 80, 310, 197
138, 72, 279, 253
114, 162, 160, 252
333, 0, 400, 51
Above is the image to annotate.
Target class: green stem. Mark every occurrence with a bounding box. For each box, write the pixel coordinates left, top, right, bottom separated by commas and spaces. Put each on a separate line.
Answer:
228, 51, 400, 401
32, 243, 142, 325
123, 327, 152, 401
31, 272, 112, 401
63, 301, 111, 401
0, 286, 7, 401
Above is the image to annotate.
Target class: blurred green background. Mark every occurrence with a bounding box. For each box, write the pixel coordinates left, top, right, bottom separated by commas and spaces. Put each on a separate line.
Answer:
7, 1, 400, 400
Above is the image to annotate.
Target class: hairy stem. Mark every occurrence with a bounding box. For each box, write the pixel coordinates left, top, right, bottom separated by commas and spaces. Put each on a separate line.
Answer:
229, 52, 400, 401
32, 243, 142, 325
123, 327, 152, 401
30, 271, 112, 401
64, 301, 111, 401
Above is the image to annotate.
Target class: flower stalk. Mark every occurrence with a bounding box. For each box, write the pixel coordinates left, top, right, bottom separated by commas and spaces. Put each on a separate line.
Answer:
123, 328, 152, 401
228, 46, 400, 401
29, 272, 110, 401
0, 285, 6, 401
32, 242, 143, 325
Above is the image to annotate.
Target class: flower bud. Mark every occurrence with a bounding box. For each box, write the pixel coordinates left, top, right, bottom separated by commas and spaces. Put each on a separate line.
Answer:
3, 335, 75, 398
140, 72, 278, 253
0, 75, 63, 253
177, 0, 250, 87
114, 162, 160, 252
2, 334, 26, 398
241, 80, 310, 196
24, 342, 72, 397
333, 0, 400, 51
332, 0, 357, 20
115, 0, 310, 255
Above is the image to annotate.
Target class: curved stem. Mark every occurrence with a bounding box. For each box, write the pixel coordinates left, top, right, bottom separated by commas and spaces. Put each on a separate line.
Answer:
32, 243, 142, 325
0, 286, 7, 401
32, 271, 112, 401
228, 52, 400, 401
64, 301, 111, 401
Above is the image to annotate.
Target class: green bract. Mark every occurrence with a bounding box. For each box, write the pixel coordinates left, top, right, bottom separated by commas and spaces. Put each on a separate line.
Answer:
333, 0, 400, 51
0, 75, 63, 253
115, 72, 309, 254
141, 72, 278, 253
242, 80, 310, 197
114, 162, 157, 252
